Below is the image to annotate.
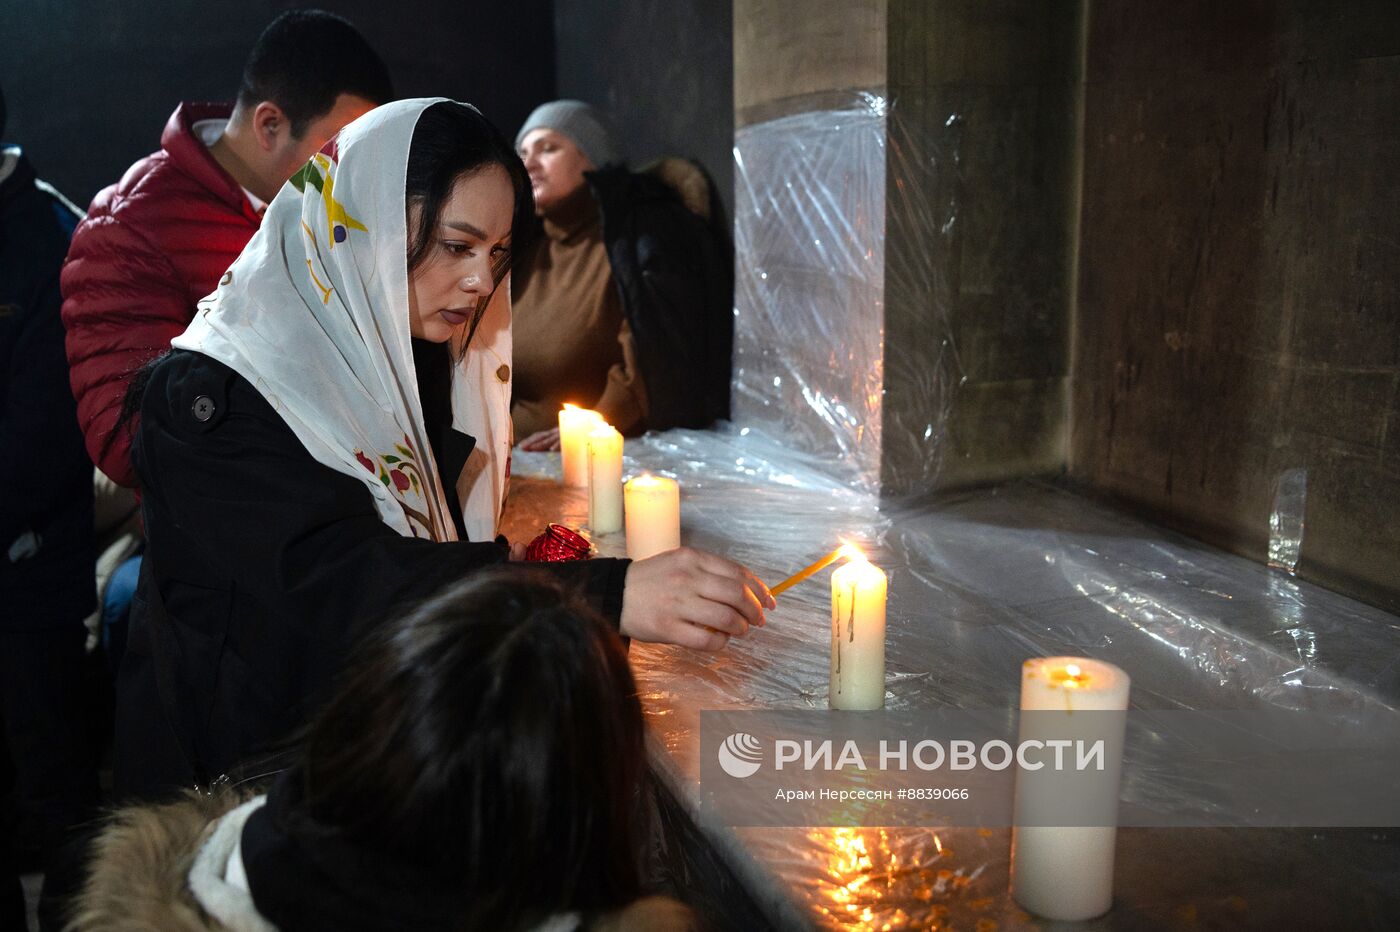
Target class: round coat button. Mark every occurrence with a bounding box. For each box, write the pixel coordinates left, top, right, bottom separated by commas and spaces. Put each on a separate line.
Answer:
192, 395, 216, 422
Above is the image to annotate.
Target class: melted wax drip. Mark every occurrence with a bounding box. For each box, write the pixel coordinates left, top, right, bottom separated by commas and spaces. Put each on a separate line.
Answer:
834, 583, 859, 694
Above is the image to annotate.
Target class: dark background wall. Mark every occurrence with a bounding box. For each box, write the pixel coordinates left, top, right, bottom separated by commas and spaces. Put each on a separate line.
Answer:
3, 0, 735, 228
884, 0, 1081, 494
554, 0, 734, 216
0, 0, 555, 207
1070, 0, 1400, 611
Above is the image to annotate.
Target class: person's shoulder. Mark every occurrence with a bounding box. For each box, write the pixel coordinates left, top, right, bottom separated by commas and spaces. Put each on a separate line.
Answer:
69, 788, 254, 932
144, 350, 275, 437
639, 158, 714, 220
0, 157, 70, 272
87, 147, 235, 231
82, 146, 166, 224
87, 109, 242, 236
590, 165, 670, 207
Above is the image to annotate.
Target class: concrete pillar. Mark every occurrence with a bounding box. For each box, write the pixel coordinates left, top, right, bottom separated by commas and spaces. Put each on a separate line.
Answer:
732, 0, 1082, 496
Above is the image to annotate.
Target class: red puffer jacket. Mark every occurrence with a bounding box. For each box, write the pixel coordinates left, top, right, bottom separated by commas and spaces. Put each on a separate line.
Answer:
61, 102, 260, 487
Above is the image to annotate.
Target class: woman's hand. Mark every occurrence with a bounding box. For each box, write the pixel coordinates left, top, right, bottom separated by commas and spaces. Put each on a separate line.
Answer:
518, 428, 561, 452
619, 547, 776, 650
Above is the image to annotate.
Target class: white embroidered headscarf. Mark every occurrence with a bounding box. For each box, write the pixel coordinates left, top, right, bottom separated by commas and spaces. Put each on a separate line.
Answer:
174, 98, 513, 542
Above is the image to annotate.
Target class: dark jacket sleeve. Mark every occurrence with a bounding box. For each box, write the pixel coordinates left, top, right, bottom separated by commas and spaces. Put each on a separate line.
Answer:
594, 168, 734, 431
0, 165, 96, 627
136, 352, 628, 656
1, 273, 91, 548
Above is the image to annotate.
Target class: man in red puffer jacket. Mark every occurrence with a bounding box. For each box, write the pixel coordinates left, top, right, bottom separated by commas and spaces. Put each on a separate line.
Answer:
62, 9, 392, 488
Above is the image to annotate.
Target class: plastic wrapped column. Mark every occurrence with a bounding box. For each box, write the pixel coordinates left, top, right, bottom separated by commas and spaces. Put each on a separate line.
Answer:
732, 98, 888, 491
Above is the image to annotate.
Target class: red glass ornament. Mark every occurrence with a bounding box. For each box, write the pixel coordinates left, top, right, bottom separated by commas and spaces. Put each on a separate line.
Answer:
524, 524, 592, 562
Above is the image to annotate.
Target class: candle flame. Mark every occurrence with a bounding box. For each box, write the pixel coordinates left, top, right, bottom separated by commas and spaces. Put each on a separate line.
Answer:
1061, 662, 1088, 689
837, 542, 866, 563
627, 472, 673, 490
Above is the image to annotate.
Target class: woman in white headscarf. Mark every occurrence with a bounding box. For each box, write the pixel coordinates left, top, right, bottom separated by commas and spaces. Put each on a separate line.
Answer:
117, 99, 772, 800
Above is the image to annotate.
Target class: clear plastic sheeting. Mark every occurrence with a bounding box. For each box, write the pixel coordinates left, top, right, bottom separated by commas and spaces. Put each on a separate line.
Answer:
732, 95, 966, 495
879, 104, 965, 494
732, 99, 888, 491
1268, 467, 1307, 574
503, 434, 1400, 930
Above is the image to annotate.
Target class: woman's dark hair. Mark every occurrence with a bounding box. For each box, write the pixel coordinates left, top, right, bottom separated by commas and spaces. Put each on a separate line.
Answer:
405, 102, 535, 276
299, 569, 645, 930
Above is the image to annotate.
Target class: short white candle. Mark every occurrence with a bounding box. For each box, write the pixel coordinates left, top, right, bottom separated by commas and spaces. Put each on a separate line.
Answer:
1011, 656, 1131, 921
829, 553, 887, 710
623, 474, 680, 559
586, 424, 624, 534
558, 404, 604, 488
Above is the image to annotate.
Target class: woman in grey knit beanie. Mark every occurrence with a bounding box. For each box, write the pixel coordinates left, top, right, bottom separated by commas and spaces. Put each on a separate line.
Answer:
514, 99, 622, 213
511, 99, 732, 451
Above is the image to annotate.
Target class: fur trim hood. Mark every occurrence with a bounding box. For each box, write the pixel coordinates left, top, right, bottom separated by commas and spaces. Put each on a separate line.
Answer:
69, 789, 255, 931
640, 157, 714, 221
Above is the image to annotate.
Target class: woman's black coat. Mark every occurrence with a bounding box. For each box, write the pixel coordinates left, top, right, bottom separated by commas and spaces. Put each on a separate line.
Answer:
119, 347, 628, 800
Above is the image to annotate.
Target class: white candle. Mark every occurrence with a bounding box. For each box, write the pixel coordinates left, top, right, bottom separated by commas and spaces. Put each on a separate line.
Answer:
623, 474, 680, 559
829, 554, 887, 710
1011, 656, 1131, 921
558, 404, 604, 487
586, 424, 623, 534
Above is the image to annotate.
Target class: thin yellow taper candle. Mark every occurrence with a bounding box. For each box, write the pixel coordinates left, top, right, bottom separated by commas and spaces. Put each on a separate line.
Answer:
770, 543, 861, 597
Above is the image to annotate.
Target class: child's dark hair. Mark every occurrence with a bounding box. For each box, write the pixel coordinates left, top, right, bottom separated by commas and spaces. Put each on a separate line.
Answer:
405, 101, 535, 276
299, 569, 645, 929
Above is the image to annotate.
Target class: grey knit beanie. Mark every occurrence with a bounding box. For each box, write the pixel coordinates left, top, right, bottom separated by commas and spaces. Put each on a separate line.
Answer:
515, 100, 622, 168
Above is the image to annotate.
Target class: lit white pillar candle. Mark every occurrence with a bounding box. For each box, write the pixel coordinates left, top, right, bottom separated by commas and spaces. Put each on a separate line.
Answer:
1011, 657, 1131, 921
586, 424, 624, 534
829, 551, 887, 710
558, 404, 604, 487
623, 474, 680, 559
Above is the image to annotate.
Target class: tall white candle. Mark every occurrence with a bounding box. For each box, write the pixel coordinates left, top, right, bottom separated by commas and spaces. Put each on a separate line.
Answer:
1011, 657, 1131, 921
586, 424, 624, 534
558, 404, 604, 488
623, 474, 680, 559
829, 554, 887, 710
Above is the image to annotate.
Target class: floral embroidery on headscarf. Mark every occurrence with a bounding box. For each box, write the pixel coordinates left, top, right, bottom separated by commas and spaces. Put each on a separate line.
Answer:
289, 153, 367, 247
353, 434, 437, 538
291, 146, 368, 305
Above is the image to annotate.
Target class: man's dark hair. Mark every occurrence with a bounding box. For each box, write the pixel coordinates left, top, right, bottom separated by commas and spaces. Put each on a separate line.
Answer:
237, 9, 394, 137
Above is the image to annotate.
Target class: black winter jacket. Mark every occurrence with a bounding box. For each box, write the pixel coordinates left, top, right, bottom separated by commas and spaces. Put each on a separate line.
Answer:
120, 348, 628, 799
588, 161, 732, 431
0, 148, 94, 630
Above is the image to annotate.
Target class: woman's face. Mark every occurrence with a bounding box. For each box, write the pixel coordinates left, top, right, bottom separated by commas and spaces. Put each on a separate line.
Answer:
517, 128, 593, 216
408, 163, 515, 343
